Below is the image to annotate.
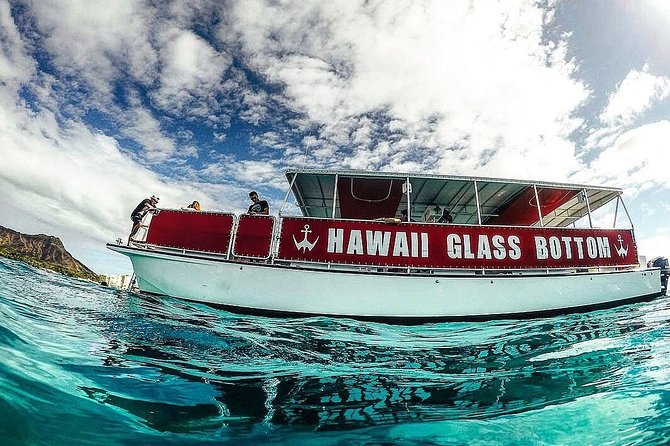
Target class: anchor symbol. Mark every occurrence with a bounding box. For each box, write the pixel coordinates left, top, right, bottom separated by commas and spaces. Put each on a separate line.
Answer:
615, 234, 628, 257
293, 224, 319, 252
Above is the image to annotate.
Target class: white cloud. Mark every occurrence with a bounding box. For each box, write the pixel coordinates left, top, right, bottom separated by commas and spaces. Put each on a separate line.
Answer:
26, 0, 158, 97
227, 0, 588, 180
201, 158, 286, 191
585, 66, 670, 157
240, 90, 269, 125
152, 28, 230, 114
575, 121, 670, 193
0, 0, 35, 89
600, 65, 670, 127
638, 231, 670, 263
0, 87, 248, 273
120, 91, 179, 162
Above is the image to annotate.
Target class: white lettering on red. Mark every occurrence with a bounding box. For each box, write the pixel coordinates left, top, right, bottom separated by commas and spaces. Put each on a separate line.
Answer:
535, 236, 548, 260
586, 237, 598, 258
463, 234, 475, 259
549, 236, 562, 260
508, 236, 521, 260
447, 234, 461, 259
597, 237, 611, 258
411, 232, 419, 257
447, 234, 520, 261
366, 230, 391, 256
534, 235, 613, 261
477, 234, 492, 259
574, 237, 584, 259
393, 232, 409, 257
347, 230, 364, 255
421, 233, 429, 258
492, 235, 506, 260
323, 226, 621, 265
328, 228, 344, 253
561, 236, 573, 260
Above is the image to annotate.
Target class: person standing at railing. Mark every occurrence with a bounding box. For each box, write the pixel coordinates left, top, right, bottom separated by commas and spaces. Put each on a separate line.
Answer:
183, 200, 201, 211
128, 195, 159, 244
247, 191, 269, 215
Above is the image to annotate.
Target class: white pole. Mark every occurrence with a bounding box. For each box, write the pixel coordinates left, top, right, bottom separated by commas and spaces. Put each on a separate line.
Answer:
279, 172, 299, 216
405, 177, 412, 222
613, 195, 620, 228
533, 184, 543, 227
331, 174, 339, 219
583, 189, 593, 228
619, 194, 635, 230
474, 180, 482, 225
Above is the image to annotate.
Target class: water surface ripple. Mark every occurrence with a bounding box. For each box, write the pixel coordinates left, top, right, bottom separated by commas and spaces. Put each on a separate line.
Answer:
1, 257, 670, 445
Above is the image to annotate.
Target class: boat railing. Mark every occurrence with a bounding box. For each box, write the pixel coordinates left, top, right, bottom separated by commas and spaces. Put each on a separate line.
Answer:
142, 209, 237, 257
135, 209, 641, 274
231, 214, 275, 259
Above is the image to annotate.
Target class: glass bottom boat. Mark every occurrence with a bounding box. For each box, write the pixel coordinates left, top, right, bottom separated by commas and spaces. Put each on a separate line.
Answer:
108, 169, 665, 322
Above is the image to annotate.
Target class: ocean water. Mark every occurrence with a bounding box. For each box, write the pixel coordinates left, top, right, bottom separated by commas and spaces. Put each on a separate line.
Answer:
1, 257, 670, 445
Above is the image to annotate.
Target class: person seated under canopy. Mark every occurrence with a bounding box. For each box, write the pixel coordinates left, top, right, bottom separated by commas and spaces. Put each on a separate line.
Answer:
422, 204, 441, 223
437, 208, 453, 223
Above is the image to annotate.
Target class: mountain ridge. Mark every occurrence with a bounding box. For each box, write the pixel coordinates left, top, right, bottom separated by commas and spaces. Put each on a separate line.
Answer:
0, 225, 100, 282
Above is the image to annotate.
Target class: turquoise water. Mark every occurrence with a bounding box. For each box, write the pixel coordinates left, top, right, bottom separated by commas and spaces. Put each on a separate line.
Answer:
1, 257, 670, 445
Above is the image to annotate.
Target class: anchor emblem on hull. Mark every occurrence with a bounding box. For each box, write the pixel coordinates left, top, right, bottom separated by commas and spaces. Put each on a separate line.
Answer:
615, 234, 628, 257
293, 224, 319, 252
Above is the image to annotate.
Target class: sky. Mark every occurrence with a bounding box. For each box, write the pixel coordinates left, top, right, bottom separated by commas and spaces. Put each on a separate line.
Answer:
0, 0, 669, 275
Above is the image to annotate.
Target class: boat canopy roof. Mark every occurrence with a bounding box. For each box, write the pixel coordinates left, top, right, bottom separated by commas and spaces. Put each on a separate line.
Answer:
284, 169, 623, 228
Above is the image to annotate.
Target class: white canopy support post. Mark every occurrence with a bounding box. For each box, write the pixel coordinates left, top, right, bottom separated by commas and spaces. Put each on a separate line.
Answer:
533, 184, 544, 227
279, 171, 299, 216
583, 189, 593, 228
404, 177, 412, 222
613, 194, 620, 228
331, 174, 339, 219
474, 180, 482, 225
619, 194, 635, 230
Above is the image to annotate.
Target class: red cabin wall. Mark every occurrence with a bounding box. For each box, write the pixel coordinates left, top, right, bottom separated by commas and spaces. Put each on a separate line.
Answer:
486, 188, 580, 226
146, 210, 234, 253
145, 212, 639, 270
337, 177, 404, 220
232, 214, 275, 258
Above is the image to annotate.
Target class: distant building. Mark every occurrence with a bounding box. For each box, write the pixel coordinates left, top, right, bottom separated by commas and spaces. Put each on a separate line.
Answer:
102, 274, 133, 290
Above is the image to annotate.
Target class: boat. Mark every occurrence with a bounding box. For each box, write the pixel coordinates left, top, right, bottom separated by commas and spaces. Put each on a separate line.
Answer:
107, 169, 666, 322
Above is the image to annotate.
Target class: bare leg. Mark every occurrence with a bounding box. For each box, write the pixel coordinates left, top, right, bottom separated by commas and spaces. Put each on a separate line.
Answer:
128, 222, 141, 245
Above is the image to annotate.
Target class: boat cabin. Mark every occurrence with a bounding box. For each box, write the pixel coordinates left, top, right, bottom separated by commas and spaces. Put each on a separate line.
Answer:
283, 169, 627, 228
136, 169, 639, 274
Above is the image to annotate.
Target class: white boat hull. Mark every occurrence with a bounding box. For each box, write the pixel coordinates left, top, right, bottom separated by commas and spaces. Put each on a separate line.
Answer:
109, 245, 662, 321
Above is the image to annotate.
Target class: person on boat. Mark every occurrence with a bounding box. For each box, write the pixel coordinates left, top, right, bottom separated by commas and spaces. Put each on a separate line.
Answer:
437, 208, 453, 223
247, 191, 269, 215
398, 209, 412, 222
183, 200, 201, 211
128, 195, 159, 244
422, 204, 441, 223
